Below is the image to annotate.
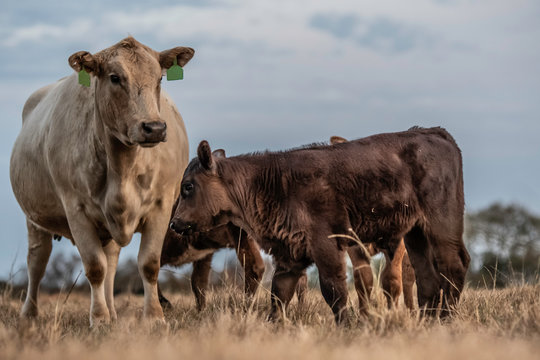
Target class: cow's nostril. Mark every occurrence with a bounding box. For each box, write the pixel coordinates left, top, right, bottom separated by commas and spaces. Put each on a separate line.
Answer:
142, 122, 153, 134
141, 121, 166, 135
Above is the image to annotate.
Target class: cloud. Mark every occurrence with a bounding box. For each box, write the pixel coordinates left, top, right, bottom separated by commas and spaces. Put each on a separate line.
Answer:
309, 13, 434, 54
2, 21, 93, 47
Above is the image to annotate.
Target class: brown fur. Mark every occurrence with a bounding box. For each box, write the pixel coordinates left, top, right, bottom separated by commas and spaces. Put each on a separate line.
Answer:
159, 223, 265, 311
171, 127, 470, 324
159, 214, 307, 310
328, 137, 416, 312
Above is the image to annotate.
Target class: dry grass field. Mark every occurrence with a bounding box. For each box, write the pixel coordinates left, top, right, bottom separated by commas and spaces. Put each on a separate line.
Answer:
0, 281, 539, 360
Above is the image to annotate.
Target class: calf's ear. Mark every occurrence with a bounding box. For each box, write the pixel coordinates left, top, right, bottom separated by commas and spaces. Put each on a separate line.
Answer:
159, 47, 195, 69
198, 140, 213, 170
330, 136, 348, 145
68, 51, 100, 74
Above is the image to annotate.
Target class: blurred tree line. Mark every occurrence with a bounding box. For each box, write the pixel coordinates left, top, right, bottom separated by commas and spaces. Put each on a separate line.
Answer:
2, 202, 539, 297
465, 203, 540, 287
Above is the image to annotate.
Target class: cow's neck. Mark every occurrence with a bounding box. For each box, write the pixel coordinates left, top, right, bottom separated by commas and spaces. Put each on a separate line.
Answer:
90, 111, 147, 245
92, 112, 142, 179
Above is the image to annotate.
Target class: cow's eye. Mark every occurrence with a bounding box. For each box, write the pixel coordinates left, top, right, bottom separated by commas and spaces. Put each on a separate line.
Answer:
110, 75, 121, 84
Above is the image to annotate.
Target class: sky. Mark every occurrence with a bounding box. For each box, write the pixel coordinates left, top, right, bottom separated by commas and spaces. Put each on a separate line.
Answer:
1, 0, 539, 277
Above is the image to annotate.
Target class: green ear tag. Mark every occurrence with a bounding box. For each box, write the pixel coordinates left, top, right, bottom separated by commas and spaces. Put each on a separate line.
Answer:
167, 58, 184, 81
78, 68, 90, 87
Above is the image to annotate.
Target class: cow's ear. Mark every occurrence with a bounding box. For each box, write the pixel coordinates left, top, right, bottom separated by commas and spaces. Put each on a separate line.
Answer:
330, 136, 348, 145
212, 149, 226, 159
68, 51, 100, 75
159, 47, 195, 69
198, 140, 213, 170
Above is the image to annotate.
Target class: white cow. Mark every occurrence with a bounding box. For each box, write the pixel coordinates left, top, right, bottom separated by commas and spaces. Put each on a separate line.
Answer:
10, 37, 193, 325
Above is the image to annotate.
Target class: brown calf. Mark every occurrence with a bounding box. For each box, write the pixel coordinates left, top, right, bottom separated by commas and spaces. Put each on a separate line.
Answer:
170, 127, 470, 323
330, 136, 415, 312
159, 224, 265, 310
159, 215, 307, 310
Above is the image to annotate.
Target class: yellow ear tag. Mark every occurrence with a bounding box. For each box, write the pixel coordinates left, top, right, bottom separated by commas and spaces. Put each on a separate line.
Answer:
78, 68, 90, 87
167, 58, 183, 81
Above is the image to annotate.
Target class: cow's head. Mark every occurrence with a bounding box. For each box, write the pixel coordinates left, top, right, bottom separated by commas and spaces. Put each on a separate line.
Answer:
169, 141, 234, 235
68, 37, 194, 147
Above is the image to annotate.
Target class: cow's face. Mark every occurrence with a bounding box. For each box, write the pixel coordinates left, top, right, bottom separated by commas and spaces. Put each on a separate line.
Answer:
68, 37, 194, 147
170, 141, 234, 235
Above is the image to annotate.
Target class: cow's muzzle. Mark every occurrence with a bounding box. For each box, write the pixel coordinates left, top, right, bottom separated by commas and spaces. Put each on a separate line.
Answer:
138, 121, 167, 146
169, 218, 196, 236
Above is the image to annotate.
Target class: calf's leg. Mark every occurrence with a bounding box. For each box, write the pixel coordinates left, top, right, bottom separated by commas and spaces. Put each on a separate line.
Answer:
404, 225, 441, 317
427, 223, 470, 315
158, 284, 172, 309
312, 237, 349, 325
295, 270, 308, 306
235, 230, 265, 296
347, 245, 373, 315
401, 250, 416, 310
191, 254, 213, 311
21, 220, 53, 318
381, 239, 406, 309
268, 265, 305, 322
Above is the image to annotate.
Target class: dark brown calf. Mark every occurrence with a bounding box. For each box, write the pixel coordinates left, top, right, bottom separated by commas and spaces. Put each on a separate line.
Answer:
170, 127, 470, 323
330, 136, 415, 312
159, 221, 308, 310
159, 224, 265, 310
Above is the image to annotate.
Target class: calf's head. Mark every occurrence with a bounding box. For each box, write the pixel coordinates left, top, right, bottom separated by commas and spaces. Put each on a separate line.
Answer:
68, 37, 194, 147
170, 141, 234, 234
161, 223, 233, 267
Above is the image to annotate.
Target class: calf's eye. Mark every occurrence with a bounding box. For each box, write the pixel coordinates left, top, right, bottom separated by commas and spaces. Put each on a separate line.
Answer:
182, 182, 194, 196
110, 75, 121, 84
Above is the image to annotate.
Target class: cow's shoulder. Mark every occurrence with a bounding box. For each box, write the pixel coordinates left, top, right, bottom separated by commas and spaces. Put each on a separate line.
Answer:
21, 81, 61, 122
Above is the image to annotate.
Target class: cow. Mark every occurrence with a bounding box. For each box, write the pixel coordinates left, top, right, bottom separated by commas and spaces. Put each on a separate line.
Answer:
169, 127, 470, 324
330, 136, 416, 312
10, 37, 194, 326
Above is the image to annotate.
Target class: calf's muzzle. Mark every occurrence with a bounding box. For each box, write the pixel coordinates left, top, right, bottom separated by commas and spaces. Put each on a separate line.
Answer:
170, 218, 195, 235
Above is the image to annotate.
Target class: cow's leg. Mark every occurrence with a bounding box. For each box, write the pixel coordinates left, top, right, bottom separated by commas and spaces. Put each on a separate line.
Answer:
403, 226, 441, 316
103, 240, 120, 322
295, 270, 308, 306
401, 250, 416, 310
235, 231, 265, 297
191, 253, 213, 311
139, 208, 171, 321
65, 210, 110, 326
381, 239, 406, 309
347, 245, 373, 315
268, 265, 305, 322
312, 239, 349, 325
21, 220, 53, 318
